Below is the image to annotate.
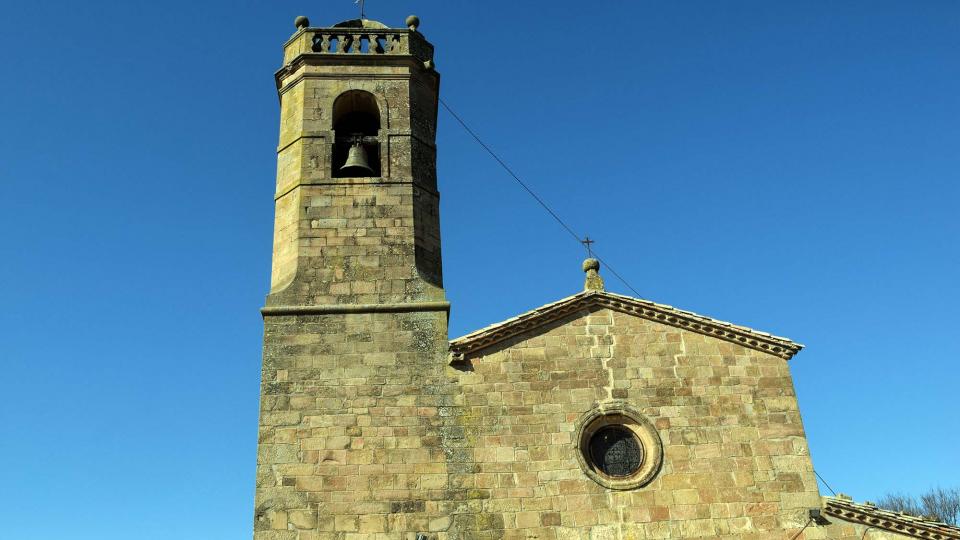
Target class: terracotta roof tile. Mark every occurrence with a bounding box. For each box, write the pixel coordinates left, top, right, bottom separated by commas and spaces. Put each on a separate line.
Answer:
823, 496, 960, 540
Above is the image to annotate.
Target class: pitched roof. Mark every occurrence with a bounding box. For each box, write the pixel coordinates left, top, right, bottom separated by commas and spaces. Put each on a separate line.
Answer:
449, 289, 803, 362
823, 496, 960, 540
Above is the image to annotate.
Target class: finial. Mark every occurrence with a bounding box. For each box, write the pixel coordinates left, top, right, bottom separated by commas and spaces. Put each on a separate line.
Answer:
406, 15, 420, 31
583, 258, 604, 291
581, 236, 595, 257
294, 16, 310, 30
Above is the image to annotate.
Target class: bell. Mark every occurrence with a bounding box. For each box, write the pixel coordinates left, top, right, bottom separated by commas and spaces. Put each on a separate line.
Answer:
340, 141, 374, 175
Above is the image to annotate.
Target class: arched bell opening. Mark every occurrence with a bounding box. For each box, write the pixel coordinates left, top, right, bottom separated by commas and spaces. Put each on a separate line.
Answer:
332, 90, 382, 178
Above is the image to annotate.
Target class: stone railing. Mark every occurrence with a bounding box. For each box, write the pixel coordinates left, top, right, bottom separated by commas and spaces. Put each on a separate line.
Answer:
283, 29, 434, 65
311, 31, 403, 54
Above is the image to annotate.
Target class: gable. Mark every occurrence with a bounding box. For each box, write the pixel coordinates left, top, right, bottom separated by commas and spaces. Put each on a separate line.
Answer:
450, 290, 802, 362
446, 292, 818, 538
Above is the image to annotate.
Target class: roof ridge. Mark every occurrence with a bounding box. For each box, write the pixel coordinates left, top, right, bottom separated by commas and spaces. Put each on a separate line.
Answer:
449, 290, 802, 362
450, 291, 588, 343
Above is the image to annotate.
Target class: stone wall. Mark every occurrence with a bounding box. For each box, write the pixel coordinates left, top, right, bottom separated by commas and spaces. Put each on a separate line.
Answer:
268, 62, 443, 304
255, 309, 457, 540
257, 37, 456, 539
267, 183, 444, 306
447, 306, 822, 540
255, 303, 841, 540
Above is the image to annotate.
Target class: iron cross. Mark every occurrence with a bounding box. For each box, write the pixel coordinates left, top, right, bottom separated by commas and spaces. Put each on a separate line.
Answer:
581, 236, 595, 258
355, 0, 366, 19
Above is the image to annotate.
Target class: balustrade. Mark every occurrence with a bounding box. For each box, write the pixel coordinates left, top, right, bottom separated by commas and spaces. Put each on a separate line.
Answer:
309, 31, 408, 55
282, 27, 435, 70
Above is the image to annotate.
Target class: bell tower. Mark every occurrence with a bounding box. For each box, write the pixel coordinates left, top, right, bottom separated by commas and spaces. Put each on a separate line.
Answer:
254, 15, 456, 539
266, 14, 443, 307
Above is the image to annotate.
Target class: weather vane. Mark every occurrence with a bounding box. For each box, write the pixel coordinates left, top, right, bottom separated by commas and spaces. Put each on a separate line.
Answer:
355, 0, 366, 19
581, 236, 595, 258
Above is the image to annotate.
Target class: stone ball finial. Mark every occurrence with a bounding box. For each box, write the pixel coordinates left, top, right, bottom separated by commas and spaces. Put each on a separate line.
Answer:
405, 15, 420, 31
294, 16, 310, 30
583, 258, 604, 291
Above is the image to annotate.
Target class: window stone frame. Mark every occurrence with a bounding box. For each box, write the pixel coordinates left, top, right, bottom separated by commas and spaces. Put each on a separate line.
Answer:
574, 402, 663, 490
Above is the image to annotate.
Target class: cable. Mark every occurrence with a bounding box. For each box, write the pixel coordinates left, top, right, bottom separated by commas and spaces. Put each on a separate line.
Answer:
814, 469, 838, 497
438, 97, 645, 298
592, 254, 645, 298
443, 103, 838, 540
788, 518, 813, 540
438, 98, 582, 244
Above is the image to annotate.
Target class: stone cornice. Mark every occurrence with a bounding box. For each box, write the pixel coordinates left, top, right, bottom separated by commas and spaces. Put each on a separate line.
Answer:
262, 302, 450, 317
275, 130, 436, 156
449, 290, 802, 362
276, 64, 433, 96
273, 178, 440, 202
823, 496, 960, 540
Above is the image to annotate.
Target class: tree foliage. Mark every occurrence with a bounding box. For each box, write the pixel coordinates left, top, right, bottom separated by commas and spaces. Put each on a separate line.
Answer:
877, 487, 960, 526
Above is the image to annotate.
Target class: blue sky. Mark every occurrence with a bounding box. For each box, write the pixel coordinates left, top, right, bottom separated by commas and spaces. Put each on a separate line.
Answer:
1, 1, 957, 539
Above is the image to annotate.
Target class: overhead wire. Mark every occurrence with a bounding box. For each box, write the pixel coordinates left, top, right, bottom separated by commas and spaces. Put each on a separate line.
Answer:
438, 97, 645, 299
814, 469, 838, 497
788, 518, 813, 540
440, 95, 844, 540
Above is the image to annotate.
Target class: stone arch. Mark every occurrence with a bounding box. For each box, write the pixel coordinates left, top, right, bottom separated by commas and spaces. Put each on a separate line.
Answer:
331, 89, 383, 177
332, 89, 381, 133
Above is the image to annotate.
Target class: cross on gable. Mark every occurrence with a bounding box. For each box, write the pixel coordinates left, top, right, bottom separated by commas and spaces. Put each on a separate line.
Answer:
581, 236, 595, 257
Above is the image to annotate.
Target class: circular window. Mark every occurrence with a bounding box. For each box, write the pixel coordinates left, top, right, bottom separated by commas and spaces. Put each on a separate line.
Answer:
574, 403, 663, 490
589, 425, 644, 477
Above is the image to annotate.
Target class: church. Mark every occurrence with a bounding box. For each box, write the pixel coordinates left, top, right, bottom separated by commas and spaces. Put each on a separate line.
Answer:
253, 14, 960, 540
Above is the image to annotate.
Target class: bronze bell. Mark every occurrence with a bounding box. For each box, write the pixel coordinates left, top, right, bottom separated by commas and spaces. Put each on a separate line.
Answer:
340, 141, 374, 175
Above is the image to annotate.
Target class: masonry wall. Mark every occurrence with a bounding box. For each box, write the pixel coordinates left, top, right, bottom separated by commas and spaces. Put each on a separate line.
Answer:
268, 64, 442, 303
254, 309, 459, 540
449, 306, 822, 540
267, 183, 443, 307
255, 304, 836, 540
257, 32, 459, 540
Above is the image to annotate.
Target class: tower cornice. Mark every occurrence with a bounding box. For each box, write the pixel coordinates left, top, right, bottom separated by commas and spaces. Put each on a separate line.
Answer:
275, 58, 438, 96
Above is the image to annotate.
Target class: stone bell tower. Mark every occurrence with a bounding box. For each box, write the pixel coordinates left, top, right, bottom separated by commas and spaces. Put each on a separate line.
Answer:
266, 14, 443, 305
254, 15, 457, 539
